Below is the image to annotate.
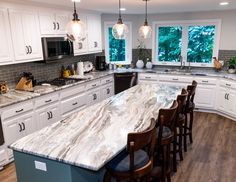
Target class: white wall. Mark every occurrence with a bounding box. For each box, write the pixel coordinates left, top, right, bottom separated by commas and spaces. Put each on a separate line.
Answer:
101, 10, 236, 50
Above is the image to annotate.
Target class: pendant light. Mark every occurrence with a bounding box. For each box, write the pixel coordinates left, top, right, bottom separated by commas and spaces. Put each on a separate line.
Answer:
112, 0, 129, 39
139, 0, 152, 39
66, 0, 86, 42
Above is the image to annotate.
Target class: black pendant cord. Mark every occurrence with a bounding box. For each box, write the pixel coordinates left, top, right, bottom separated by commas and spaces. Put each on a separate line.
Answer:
117, 0, 123, 24
73, 1, 79, 21
144, 0, 148, 26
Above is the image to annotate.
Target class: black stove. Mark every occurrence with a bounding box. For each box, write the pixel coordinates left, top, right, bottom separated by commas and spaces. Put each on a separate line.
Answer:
38, 78, 82, 87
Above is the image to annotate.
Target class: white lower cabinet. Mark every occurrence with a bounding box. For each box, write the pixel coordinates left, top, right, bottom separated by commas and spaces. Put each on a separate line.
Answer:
61, 93, 87, 118
87, 89, 101, 106
100, 83, 114, 101
2, 112, 35, 159
36, 103, 61, 130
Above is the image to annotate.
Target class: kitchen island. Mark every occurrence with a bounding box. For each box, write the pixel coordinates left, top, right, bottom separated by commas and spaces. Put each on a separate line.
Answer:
9, 84, 181, 182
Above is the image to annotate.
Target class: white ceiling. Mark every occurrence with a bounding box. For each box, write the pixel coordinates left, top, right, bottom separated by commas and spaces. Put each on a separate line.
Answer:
11, 0, 236, 14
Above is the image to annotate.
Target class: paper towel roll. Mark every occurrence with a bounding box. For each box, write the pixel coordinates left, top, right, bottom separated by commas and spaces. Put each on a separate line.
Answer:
77, 62, 84, 76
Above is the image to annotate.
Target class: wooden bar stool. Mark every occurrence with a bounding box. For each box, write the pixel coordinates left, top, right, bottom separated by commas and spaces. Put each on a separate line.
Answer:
103, 119, 156, 182
183, 80, 197, 152
172, 88, 188, 172
151, 100, 178, 182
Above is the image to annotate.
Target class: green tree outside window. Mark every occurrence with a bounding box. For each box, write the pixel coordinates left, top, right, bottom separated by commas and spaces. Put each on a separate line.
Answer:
108, 27, 126, 62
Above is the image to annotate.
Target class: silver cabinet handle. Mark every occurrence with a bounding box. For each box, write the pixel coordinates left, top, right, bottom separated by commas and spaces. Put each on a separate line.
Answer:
202, 80, 208, 83
18, 123, 22, 132
21, 122, 25, 131
78, 42, 83, 49
45, 99, 52, 103
72, 102, 78, 106
16, 109, 24, 113
25, 46, 29, 54
93, 94, 97, 100
94, 41, 98, 48
57, 22, 59, 30
53, 22, 56, 30
172, 78, 179, 81
50, 111, 53, 119
47, 112, 51, 120
107, 88, 110, 94
227, 93, 230, 100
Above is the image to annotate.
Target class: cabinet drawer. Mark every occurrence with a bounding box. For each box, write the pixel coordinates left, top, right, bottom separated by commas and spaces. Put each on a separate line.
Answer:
2, 102, 33, 120
35, 93, 59, 108
60, 84, 86, 99
101, 76, 114, 85
61, 93, 86, 116
87, 89, 101, 106
159, 75, 193, 83
86, 80, 101, 90
139, 73, 158, 81
101, 83, 114, 100
194, 77, 217, 85
220, 79, 236, 90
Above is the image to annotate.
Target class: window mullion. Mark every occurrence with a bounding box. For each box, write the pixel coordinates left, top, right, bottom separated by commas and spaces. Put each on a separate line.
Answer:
181, 25, 189, 65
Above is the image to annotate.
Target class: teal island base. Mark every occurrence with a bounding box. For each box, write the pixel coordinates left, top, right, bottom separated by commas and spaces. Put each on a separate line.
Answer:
13, 151, 106, 182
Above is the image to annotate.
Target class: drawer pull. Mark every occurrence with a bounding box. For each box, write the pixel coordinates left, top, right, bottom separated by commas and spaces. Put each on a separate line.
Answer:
21, 122, 25, 131
72, 102, 78, 106
16, 109, 24, 113
145, 77, 151, 79
45, 99, 52, 103
47, 112, 51, 120
226, 83, 231, 87
202, 80, 208, 83
107, 88, 110, 94
93, 94, 97, 100
172, 79, 178, 81
92, 84, 97, 87
106, 80, 110, 83
18, 123, 22, 132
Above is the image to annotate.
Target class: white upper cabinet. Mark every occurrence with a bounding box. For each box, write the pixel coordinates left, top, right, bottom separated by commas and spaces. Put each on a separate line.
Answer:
9, 9, 43, 62
87, 14, 102, 53
0, 7, 13, 65
73, 14, 88, 55
39, 12, 69, 35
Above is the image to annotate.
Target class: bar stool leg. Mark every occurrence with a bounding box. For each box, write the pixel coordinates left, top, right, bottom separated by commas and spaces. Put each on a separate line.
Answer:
173, 128, 177, 172
179, 125, 183, 161
184, 113, 188, 152
189, 111, 194, 144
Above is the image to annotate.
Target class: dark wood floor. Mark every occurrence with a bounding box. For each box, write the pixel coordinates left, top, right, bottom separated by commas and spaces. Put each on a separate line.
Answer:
0, 112, 235, 182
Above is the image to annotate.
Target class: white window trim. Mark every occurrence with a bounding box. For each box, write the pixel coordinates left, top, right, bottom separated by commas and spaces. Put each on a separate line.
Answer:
152, 19, 222, 67
104, 21, 132, 65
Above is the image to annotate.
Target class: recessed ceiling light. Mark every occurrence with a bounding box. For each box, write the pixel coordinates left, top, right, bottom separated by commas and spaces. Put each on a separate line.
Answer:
120, 8, 126, 11
220, 2, 229, 6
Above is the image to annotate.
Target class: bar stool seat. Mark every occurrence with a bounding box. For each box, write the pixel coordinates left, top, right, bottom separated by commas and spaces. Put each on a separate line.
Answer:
106, 149, 149, 172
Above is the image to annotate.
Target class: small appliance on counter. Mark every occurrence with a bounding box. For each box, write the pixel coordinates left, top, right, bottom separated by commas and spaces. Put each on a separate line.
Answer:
95, 56, 107, 71
16, 72, 36, 92
0, 81, 9, 94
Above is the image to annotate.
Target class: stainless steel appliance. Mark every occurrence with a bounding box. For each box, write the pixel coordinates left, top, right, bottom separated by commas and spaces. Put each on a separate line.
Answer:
95, 56, 107, 71
0, 117, 4, 146
42, 37, 73, 62
38, 77, 83, 87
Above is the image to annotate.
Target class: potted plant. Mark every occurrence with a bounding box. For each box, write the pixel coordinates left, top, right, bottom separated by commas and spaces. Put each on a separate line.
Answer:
136, 39, 151, 69
228, 57, 236, 74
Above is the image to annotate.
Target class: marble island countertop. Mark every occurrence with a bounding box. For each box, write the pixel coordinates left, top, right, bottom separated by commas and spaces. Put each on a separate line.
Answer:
1, 68, 236, 109
10, 84, 181, 171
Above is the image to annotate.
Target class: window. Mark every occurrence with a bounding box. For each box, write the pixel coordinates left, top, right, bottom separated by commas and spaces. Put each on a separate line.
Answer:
153, 20, 221, 67
104, 22, 132, 64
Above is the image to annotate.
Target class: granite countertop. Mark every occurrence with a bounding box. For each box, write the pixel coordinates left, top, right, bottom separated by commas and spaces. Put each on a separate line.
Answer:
1, 68, 236, 109
10, 84, 181, 171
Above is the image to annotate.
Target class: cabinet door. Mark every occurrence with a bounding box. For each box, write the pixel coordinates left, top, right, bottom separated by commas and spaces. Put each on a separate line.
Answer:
36, 109, 49, 130
0, 8, 13, 64
87, 89, 101, 106
228, 89, 236, 116
217, 87, 229, 113
195, 85, 216, 109
73, 14, 88, 55
101, 84, 114, 101
22, 115, 36, 135
87, 14, 102, 52
22, 12, 43, 60
8, 9, 27, 61
56, 13, 69, 34
39, 13, 56, 35
47, 104, 61, 126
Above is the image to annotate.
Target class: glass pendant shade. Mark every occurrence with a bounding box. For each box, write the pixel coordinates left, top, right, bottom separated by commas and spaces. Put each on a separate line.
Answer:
112, 0, 129, 39
66, 1, 86, 42
66, 20, 86, 42
139, 23, 152, 39
139, 0, 152, 39
112, 20, 129, 39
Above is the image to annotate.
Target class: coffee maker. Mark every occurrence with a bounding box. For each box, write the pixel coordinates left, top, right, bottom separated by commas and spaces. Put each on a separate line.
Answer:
95, 56, 107, 71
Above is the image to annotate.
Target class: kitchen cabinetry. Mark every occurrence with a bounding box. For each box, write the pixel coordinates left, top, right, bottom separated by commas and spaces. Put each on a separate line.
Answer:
9, 9, 43, 62
73, 14, 88, 55
158, 75, 193, 87
101, 83, 114, 101
2, 113, 34, 159
36, 103, 61, 130
39, 12, 69, 35
194, 77, 217, 109
87, 89, 101, 106
217, 79, 236, 117
87, 14, 102, 53
0, 7, 13, 65
138, 73, 158, 84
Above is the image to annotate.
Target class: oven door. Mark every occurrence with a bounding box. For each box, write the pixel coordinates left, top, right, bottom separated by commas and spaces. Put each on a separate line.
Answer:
42, 37, 73, 61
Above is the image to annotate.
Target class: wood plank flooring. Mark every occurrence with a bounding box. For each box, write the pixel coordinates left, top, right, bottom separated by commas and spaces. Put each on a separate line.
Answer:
0, 112, 235, 182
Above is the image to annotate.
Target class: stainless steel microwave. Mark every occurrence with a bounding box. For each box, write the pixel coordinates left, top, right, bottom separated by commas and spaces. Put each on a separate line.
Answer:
42, 37, 74, 62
